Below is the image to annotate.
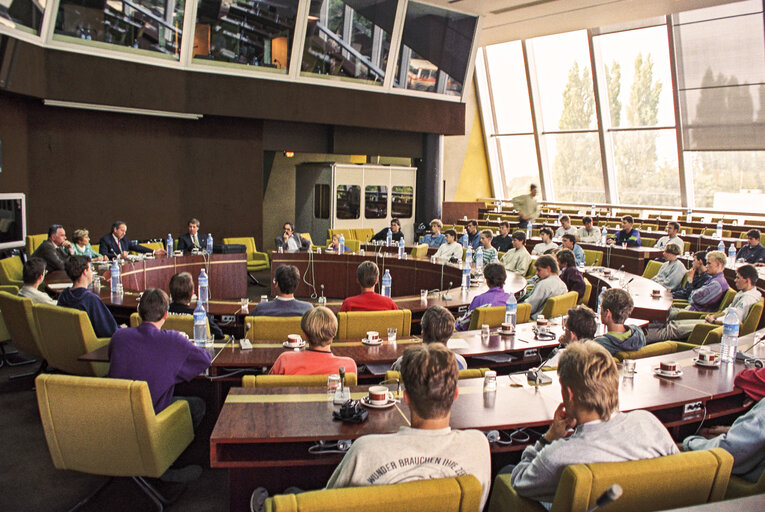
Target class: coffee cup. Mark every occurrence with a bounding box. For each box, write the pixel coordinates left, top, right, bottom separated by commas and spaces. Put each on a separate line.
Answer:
368, 385, 394, 405
698, 349, 719, 363
501, 322, 513, 333
287, 334, 302, 346
366, 331, 379, 343
652, 289, 661, 298
660, 361, 677, 373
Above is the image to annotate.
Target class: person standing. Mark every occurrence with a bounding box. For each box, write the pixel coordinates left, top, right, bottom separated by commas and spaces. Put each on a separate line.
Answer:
512, 184, 540, 230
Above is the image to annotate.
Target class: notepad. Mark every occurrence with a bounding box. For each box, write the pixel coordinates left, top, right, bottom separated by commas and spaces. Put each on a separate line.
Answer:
447, 339, 470, 350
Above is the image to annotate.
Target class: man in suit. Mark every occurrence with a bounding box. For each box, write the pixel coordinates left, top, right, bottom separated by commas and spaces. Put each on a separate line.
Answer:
98, 220, 154, 258
31, 224, 74, 271
177, 218, 208, 253
274, 222, 311, 251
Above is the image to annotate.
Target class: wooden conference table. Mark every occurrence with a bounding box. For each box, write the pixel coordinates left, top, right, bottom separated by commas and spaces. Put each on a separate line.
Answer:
584, 266, 673, 322
211, 330, 765, 512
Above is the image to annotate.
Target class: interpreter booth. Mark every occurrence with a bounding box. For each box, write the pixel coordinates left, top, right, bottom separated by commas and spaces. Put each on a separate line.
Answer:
295, 163, 417, 244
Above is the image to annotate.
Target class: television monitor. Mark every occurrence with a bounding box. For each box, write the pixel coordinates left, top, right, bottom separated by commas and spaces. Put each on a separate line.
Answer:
0, 193, 26, 251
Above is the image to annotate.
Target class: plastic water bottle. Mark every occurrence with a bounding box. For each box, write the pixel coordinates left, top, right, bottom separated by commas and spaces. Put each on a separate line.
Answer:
728, 243, 736, 267
504, 293, 517, 330
717, 240, 725, 253
206, 233, 213, 255
460, 233, 468, 248
339, 234, 345, 255
475, 246, 484, 273
526, 223, 531, 241
193, 302, 207, 347
386, 229, 392, 247
166, 233, 173, 256
381, 269, 392, 297
686, 209, 692, 223
716, 220, 723, 239
590, 204, 596, 217
466, 245, 473, 266
198, 268, 209, 306
398, 238, 405, 259
461, 258, 470, 291
110, 260, 121, 292
601, 226, 608, 246
720, 308, 740, 363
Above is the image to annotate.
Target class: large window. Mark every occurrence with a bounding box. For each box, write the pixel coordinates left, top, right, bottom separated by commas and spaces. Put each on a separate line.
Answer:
1, 0, 44, 34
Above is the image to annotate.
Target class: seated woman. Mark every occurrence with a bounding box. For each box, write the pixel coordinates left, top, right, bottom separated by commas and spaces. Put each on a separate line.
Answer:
71, 229, 105, 261
391, 306, 467, 371
270, 307, 357, 375
326, 234, 342, 252
168, 272, 225, 339
556, 248, 585, 301
456, 263, 510, 331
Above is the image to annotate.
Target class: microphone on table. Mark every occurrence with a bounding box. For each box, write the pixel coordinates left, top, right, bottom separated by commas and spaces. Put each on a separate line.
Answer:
334, 366, 351, 404
586, 484, 623, 512
623, 277, 635, 291
527, 346, 561, 386
442, 281, 453, 301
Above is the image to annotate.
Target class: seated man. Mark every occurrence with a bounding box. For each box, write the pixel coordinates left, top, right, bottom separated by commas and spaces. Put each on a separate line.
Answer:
554, 215, 578, 238
646, 264, 761, 343
681, 250, 729, 312
654, 221, 684, 252
433, 229, 463, 263
673, 251, 710, 300
177, 217, 208, 253
251, 265, 312, 317
420, 219, 446, 247
371, 218, 405, 244
461, 220, 481, 250
57, 255, 118, 338
270, 307, 357, 375
392, 306, 467, 371
501, 231, 532, 276
521, 255, 568, 320
474, 230, 498, 265
327, 343, 492, 508
531, 228, 558, 255
274, 222, 311, 251
594, 288, 646, 354
651, 244, 686, 291
98, 221, 153, 258
609, 216, 641, 247
560, 234, 585, 267
737, 229, 765, 264
31, 224, 73, 272
558, 305, 597, 346
577, 216, 600, 243
510, 341, 677, 506
340, 261, 399, 312
556, 249, 585, 301
17, 257, 56, 305
492, 221, 514, 253
168, 272, 225, 339
456, 263, 510, 331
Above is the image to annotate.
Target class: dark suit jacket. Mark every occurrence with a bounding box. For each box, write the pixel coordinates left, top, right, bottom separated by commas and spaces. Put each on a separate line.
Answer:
98, 234, 153, 257
177, 233, 208, 253
31, 239, 71, 271
168, 302, 225, 339
274, 233, 310, 251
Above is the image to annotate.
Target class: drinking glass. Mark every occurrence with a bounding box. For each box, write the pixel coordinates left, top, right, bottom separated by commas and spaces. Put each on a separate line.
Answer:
387, 328, 397, 342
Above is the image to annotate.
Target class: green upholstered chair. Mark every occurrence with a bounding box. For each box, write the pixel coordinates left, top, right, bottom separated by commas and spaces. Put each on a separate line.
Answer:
244, 315, 304, 341
0, 290, 46, 378
264, 475, 482, 512
32, 304, 110, 376
385, 369, 487, 381
299, 233, 313, 249
242, 373, 357, 388
726, 471, 765, 499
222, 237, 270, 272
583, 250, 603, 267
540, 292, 579, 320
138, 241, 163, 253
642, 260, 663, 280
25, 234, 47, 256
674, 288, 737, 321
487, 448, 732, 512
613, 341, 697, 362
337, 310, 412, 339
688, 299, 764, 345
640, 237, 657, 248
467, 304, 532, 330
411, 243, 429, 258
579, 278, 592, 306
36, 374, 194, 510
325, 239, 361, 252
129, 311, 209, 339
0, 255, 24, 288
328, 228, 354, 242
353, 228, 375, 243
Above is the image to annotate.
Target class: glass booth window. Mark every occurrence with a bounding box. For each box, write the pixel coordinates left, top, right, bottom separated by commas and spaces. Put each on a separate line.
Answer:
193, 0, 299, 71
54, 0, 185, 57
301, 0, 395, 84
391, 186, 413, 218
364, 185, 387, 218
336, 184, 360, 219
1, 0, 46, 34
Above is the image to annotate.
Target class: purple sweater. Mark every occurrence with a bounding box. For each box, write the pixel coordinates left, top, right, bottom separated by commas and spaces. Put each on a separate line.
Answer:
688, 271, 729, 312
457, 287, 510, 331
108, 323, 212, 413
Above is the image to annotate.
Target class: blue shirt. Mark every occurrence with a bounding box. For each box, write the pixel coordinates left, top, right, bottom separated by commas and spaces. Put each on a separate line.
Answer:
420, 233, 446, 247
571, 243, 585, 266
615, 228, 641, 247
252, 297, 313, 317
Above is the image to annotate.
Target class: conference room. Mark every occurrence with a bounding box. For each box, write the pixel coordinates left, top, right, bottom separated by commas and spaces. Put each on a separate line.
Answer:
0, 0, 764, 511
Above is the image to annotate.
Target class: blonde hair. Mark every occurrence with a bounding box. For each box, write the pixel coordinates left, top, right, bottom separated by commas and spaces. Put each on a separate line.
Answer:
557, 341, 619, 420
401, 343, 458, 419
301, 307, 337, 347
72, 229, 89, 245
430, 219, 443, 229
706, 250, 726, 267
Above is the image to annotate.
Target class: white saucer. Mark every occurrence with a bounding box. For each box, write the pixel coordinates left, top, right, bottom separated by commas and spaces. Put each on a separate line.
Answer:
283, 341, 305, 349
693, 358, 721, 368
362, 338, 383, 346
653, 367, 683, 378
497, 329, 515, 336
360, 396, 396, 409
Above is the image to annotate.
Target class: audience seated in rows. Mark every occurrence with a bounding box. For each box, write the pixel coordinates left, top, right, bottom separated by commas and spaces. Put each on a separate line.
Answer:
560, 234, 585, 267
475, 230, 498, 265
492, 221, 513, 253
673, 251, 710, 301
57, 255, 118, 338
392, 306, 467, 371
340, 261, 398, 312
269, 306, 357, 376
556, 249, 585, 301
251, 265, 312, 317
168, 272, 225, 339
554, 215, 578, 239
577, 216, 600, 243
610, 215, 641, 247
737, 229, 765, 264
99, 220, 154, 258
558, 305, 598, 346
457, 263, 510, 331
71, 228, 105, 261
433, 229, 463, 262
18, 257, 56, 305
371, 218, 404, 244
593, 288, 646, 355
501, 231, 532, 277
532, 228, 558, 255
32, 224, 73, 272
654, 221, 684, 252
521, 255, 568, 320
420, 219, 446, 247
651, 244, 686, 291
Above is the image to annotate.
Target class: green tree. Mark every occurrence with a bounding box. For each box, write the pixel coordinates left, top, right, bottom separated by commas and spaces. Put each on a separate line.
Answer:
604, 61, 621, 127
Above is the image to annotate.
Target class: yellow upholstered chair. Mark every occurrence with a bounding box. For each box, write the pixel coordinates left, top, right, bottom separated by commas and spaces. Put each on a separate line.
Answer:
245, 315, 304, 341
328, 228, 354, 241
385, 369, 487, 381
675, 289, 737, 322
726, 472, 765, 499
0, 290, 46, 377
35, 374, 194, 509
613, 341, 697, 362
242, 373, 357, 388
487, 448, 732, 512
300, 233, 313, 249
525, 262, 538, 279
222, 237, 270, 272
688, 299, 764, 345
583, 250, 603, 267
25, 233, 47, 256
410, 243, 429, 258
325, 239, 361, 252
467, 303, 532, 330
138, 241, 163, 253
337, 310, 411, 339
91, 243, 100, 254
540, 291, 579, 320
642, 260, 663, 280
354, 228, 375, 243
0, 255, 24, 287
33, 304, 110, 376
129, 311, 209, 339
265, 475, 481, 512
580, 278, 592, 306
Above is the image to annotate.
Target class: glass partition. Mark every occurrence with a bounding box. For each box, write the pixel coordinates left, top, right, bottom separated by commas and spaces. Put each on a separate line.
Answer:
391, 185, 412, 218
193, 0, 299, 72
364, 185, 387, 218
301, 0, 395, 84
336, 184, 360, 219
1, 0, 45, 34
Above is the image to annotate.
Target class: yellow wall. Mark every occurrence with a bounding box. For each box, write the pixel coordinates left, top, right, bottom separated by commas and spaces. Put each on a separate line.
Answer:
455, 104, 492, 201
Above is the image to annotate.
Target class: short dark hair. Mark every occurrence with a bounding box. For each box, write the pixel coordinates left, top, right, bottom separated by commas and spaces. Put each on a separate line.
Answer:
480, 229, 493, 239
421, 306, 455, 344
746, 229, 760, 240
468, 219, 478, 227
695, 251, 707, 265
188, 218, 200, 227
275, 265, 300, 294
600, 288, 633, 324
64, 255, 90, 281
540, 227, 553, 239
566, 305, 597, 340
391, 219, 401, 227
357, 261, 379, 288
483, 262, 506, 288
664, 244, 681, 256
668, 221, 680, 231
111, 221, 126, 232
499, 221, 510, 229
138, 288, 169, 322
562, 234, 576, 244
512, 231, 526, 242
535, 254, 558, 273
560, 215, 570, 223
622, 215, 634, 224
444, 229, 457, 239
737, 264, 758, 285
23, 258, 46, 284
556, 248, 576, 268
530, 184, 537, 190
583, 216, 593, 224
283, 222, 295, 231
48, 224, 63, 237
400, 343, 458, 419
168, 272, 194, 303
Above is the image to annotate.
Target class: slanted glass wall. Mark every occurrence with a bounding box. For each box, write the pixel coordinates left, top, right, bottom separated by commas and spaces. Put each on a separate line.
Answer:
1, 0, 45, 34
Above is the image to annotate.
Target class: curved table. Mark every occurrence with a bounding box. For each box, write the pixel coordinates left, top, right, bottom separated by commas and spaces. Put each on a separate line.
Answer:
584, 266, 674, 322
